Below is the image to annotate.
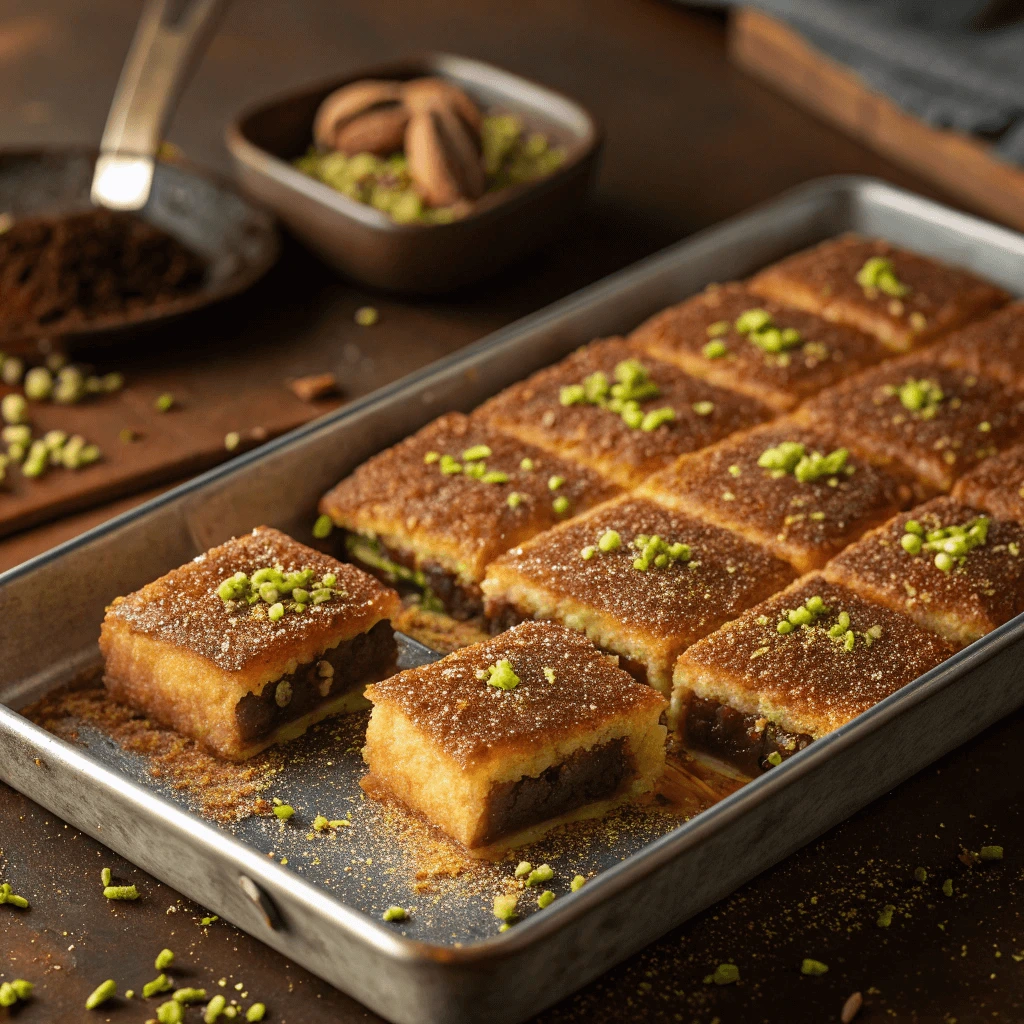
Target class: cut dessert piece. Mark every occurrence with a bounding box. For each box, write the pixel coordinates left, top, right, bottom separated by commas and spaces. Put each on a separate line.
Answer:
99, 526, 401, 760
481, 495, 795, 693
823, 497, 1024, 648
929, 301, 1024, 392
473, 337, 771, 488
637, 419, 916, 573
747, 234, 1008, 352
630, 282, 887, 412
362, 620, 667, 858
797, 358, 1024, 492
951, 443, 1024, 523
318, 412, 618, 619
672, 575, 954, 776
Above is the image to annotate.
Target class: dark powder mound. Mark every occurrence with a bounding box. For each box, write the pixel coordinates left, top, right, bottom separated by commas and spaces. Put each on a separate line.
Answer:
0, 208, 206, 339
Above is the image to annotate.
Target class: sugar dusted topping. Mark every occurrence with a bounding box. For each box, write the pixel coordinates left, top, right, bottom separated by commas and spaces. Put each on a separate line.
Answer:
319, 413, 618, 577
474, 337, 771, 485
489, 497, 795, 643
826, 497, 1024, 634
366, 621, 665, 767
748, 234, 1008, 342
952, 443, 1024, 522
631, 282, 886, 407
799, 358, 1024, 489
930, 301, 1024, 390
640, 421, 912, 567
106, 526, 396, 672
679, 576, 954, 737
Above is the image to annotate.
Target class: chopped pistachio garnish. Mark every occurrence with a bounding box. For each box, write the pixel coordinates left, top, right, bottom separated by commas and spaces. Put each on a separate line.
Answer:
892, 377, 944, 418
913, 867, 928, 883
629, 533, 692, 572
801, 958, 829, 976
856, 256, 909, 298
86, 979, 117, 1009
543, 667, 556, 683
155, 392, 175, 412
144, 974, 174, 998
514, 861, 533, 879
423, 451, 440, 464
24, 366, 53, 401
980, 845, 1004, 861
439, 454, 462, 475
103, 884, 139, 901
462, 444, 491, 461
313, 814, 330, 832
205, 994, 228, 1022
548, 474, 565, 491
537, 890, 555, 909
767, 751, 783, 767
640, 407, 676, 431
158, 999, 185, 1023
734, 308, 803, 355
876, 904, 895, 928
552, 496, 570, 515
900, 515, 989, 572
706, 320, 731, 338
526, 864, 553, 887
224, 431, 241, 452
312, 513, 334, 539
558, 358, 676, 431
598, 529, 621, 552
218, 565, 340, 617
155, 948, 175, 970
758, 441, 851, 482
571, 874, 586, 892
382, 905, 408, 922
777, 595, 828, 634
493, 893, 517, 922
692, 400, 715, 417
246, 1003, 267, 1021
101, 867, 111, 887
354, 306, 379, 327
174, 987, 208, 1004
507, 491, 523, 509
477, 659, 520, 691
273, 804, 295, 820
942, 878, 954, 897
702, 339, 728, 359
580, 545, 596, 560
1, 393, 27, 425
707, 963, 740, 985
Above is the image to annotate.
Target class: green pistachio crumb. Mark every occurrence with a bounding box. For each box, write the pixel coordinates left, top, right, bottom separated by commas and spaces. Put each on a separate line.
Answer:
543, 667, 556, 683
552, 496, 570, 515
85, 979, 117, 1009
640, 407, 676, 431
461, 444, 491, 461
801, 958, 829, 976
913, 867, 928, 883
526, 864, 554, 887
273, 804, 295, 820
354, 306, 379, 327
709, 963, 740, 985
548, 475, 565, 491
520, 457, 534, 471
876, 904, 895, 928
537, 890, 555, 909
580, 545, 596, 560
155, 948, 175, 970
143, 974, 174, 998
312, 514, 334, 539
1, 393, 27, 425
101, 867, 112, 887
174, 987, 208, 1004
205, 994, 227, 1023
246, 1005, 267, 1022
481, 470, 509, 484
439, 454, 462, 475
767, 751, 783, 767
225, 431, 241, 452
493, 893, 517, 922
158, 1000, 185, 1024
514, 861, 533, 879
423, 451, 440, 464
155, 393, 175, 413
598, 529, 621, 552
571, 874, 586, 892
942, 878, 953, 897
728, 464, 741, 477
692, 400, 715, 417
382, 906, 408, 922
856, 256, 909, 297
481, 659, 520, 691
507, 491, 523, 509
103, 884, 139, 900
706, 320, 731, 338
980, 845, 1004, 861
702, 339, 728, 359
24, 366, 53, 401
0, 984, 16, 1008
11, 980, 33, 1001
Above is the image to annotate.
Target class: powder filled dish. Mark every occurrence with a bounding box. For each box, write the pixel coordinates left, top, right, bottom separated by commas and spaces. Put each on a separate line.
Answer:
99, 526, 401, 760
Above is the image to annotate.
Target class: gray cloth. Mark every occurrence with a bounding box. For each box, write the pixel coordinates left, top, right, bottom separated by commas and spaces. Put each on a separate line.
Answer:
690, 0, 1024, 165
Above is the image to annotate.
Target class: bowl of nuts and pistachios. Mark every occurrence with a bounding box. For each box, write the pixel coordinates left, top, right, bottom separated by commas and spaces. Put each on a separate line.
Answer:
226, 53, 602, 294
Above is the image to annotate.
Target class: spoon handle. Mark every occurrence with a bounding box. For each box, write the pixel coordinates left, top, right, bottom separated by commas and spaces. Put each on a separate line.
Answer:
91, 0, 230, 211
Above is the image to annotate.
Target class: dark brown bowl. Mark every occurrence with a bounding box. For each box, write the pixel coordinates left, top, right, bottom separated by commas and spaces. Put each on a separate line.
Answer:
225, 52, 602, 295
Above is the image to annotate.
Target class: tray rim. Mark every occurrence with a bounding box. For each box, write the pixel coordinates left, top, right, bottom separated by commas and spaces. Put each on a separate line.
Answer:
3, 172, 1024, 972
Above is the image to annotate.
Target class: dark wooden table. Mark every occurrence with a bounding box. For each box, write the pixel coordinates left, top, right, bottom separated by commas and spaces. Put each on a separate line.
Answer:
2, 2, 1022, 1022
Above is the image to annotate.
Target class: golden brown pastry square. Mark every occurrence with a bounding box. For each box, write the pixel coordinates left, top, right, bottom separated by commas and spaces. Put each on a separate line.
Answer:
929, 301, 1024, 391
796, 358, 1024, 492
747, 234, 1008, 352
823, 497, 1024, 647
672, 575, 954, 776
362, 621, 667, 858
481, 496, 795, 693
318, 412, 619, 618
630, 282, 888, 412
951, 443, 1024, 523
99, 526, 401, 760
637, 419, 916, 573
473, 337, 772, 488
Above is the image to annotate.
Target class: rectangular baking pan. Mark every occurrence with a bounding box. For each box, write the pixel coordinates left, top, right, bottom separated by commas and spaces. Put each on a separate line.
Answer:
2, 176, 1023, 1024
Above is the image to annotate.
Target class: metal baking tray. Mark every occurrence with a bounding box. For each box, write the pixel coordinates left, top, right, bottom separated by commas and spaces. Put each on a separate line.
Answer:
2, 176, 1023, 1024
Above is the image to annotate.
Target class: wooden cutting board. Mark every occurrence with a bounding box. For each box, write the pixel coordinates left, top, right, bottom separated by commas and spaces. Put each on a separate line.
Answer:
728, 7, 1024, 232
0, 367, 340, 539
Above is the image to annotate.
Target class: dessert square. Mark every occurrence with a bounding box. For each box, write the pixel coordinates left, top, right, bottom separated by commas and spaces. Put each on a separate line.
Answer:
630, 282, 888, 412
747, 234, 1008, 352
929, 301, 1024, 392
637, 420, 916, 573
481, 496, 795, 693
823, 497, 1024, 647
951, 443, 1024, 523
318, 412, 619, 619
362, 621, 667, 858
672, 575, 955, 776
99, 526, 401, 760
473, 337, 772, 488
796, 358, 1024, 492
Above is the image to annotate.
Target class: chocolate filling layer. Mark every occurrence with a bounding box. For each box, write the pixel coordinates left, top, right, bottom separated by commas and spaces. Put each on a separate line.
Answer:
235, 620, 396, 743
478, 738, 633, 846
679, 694, 812, 776
346, 533, 483, 619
